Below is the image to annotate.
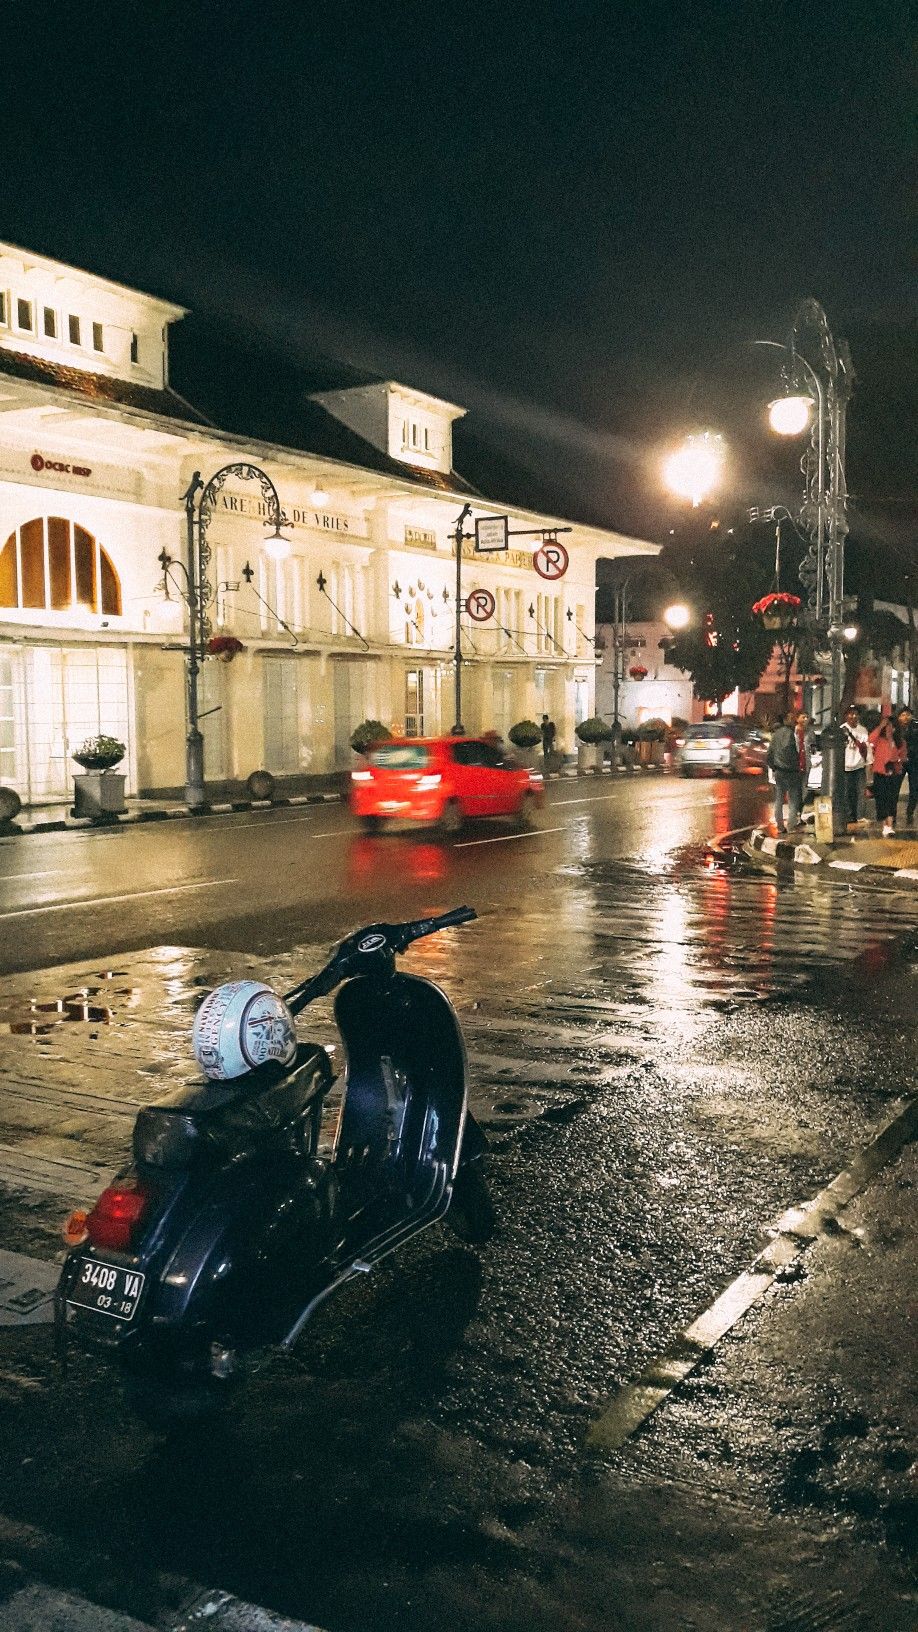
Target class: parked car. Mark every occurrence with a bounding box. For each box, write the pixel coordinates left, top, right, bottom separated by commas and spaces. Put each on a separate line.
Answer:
349, 736, 545, 834
676, 720, 770, 777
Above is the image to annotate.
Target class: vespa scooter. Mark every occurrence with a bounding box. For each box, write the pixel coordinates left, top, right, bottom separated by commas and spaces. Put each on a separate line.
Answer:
55, 907, 491, 1417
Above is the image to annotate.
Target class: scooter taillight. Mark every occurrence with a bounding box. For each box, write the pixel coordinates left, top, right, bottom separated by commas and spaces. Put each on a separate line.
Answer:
85, 1176, 153, 1252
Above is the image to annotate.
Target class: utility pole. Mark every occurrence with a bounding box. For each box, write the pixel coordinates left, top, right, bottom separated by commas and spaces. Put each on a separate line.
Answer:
452, 504, 472, 733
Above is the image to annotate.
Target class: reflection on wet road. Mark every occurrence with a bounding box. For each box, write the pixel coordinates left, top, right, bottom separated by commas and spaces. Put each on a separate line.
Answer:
0, 776, 916, 1631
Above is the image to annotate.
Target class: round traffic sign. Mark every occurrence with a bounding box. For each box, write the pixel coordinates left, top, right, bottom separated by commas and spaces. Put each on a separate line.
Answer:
466, 588, 496, 622
533, 541, 569, 580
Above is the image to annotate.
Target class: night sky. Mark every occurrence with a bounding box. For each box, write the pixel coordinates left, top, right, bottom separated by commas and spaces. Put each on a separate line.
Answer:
3, 0, 914, 551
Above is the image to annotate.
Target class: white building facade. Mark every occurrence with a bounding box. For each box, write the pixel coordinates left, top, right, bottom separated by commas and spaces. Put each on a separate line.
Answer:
0, 244, 657, 802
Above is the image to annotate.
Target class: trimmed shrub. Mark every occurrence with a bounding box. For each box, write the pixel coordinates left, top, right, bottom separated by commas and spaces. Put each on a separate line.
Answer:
508, 719, 542, 749
575, 716, 613, 744
350, 720, 393, 755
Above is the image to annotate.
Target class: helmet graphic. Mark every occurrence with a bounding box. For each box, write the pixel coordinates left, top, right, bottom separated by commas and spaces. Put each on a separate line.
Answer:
191, 980, 298, 1081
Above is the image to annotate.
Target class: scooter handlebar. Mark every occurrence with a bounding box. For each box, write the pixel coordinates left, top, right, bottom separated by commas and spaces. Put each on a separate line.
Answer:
284, 907, 476, 1012
393, 905, 477, 948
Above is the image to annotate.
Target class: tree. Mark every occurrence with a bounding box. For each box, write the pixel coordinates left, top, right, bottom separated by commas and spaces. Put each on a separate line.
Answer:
660, 524, 776, 712
666, 611, 774, 713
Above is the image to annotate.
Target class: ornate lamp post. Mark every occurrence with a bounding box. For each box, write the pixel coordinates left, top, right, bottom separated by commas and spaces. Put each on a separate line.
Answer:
766, 300, 852, 823
171, 464, 290, 809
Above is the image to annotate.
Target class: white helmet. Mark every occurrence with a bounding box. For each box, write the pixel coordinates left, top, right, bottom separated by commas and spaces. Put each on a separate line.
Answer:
192, 980, 297, 1081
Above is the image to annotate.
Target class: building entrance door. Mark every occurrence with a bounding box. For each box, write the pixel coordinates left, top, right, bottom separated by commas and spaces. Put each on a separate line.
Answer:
405, 667, 425, 736
263, 655, 300, 772
20, 645, 132, 802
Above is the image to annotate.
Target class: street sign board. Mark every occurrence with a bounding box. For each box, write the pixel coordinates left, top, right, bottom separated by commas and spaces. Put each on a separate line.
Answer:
466, 588, 496, 622
533, 540, 569, 580
474, 515, 509, 553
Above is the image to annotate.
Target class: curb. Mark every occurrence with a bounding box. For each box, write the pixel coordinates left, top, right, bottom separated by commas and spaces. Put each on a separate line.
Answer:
586, 1093, 918, 1452
1, 792, 342, 841
745, 826, 918, 884
0, 1514, 328, 1631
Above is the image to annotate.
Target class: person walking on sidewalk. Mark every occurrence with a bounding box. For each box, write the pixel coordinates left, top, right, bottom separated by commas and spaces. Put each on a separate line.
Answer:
540, 713, 557, 774
841, 704, 870, 824
869, 716, 906, 837
767, 710, 803, 834
896, 706, 918, 826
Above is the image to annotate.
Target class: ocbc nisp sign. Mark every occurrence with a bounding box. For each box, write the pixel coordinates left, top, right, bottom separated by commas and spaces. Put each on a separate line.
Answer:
31, 452, 92, 478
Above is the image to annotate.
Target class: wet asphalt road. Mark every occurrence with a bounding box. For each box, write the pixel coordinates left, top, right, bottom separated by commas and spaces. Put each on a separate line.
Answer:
0, 774, 916, 1631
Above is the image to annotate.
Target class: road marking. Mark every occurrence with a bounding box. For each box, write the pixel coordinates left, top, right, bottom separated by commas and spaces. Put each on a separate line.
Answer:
714, 822, 759, 842
0, 877, 238, 920
0, 869, 68, 882
455, 825, 568, 848
586, 1094, 918, 1452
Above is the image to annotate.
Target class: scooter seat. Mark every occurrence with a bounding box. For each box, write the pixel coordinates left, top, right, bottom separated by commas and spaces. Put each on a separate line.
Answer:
133, 1043, 333, 1169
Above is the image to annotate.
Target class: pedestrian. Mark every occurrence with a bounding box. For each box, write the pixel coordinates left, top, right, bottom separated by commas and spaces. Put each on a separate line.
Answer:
766, 709, 803, 834
869, 716, 906, 837
895, 706, 918, 826
841, 704, 870, 825
540, 713, 557, 772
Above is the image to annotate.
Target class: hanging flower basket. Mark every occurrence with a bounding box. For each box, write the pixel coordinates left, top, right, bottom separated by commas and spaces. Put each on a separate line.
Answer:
206, 635, 245, 663
751, 592, 801, 631
628, 663, 649, 680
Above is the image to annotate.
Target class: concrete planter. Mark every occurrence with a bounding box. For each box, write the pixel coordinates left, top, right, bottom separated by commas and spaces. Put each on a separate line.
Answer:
576, 741, 604, 775
511, 747, 538, 769
72, 771, 127, 820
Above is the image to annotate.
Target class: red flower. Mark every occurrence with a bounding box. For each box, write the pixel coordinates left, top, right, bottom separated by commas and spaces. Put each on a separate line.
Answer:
206, 635, 245, 661
751, 592, 801, 617
628, 664, 648, 680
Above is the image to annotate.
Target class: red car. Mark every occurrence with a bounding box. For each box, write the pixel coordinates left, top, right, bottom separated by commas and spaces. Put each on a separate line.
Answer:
350, 736, 545, 835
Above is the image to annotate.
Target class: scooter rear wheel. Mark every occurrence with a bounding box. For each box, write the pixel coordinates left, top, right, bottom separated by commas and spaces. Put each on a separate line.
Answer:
445, 1162, 495, 1244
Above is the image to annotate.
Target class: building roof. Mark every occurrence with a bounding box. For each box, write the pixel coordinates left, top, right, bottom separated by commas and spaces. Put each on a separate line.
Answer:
0, 347, 210, 424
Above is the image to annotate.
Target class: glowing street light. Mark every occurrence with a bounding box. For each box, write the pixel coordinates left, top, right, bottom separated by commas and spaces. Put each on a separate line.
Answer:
768, 394, 813, 436
662, 433, 725, 507
263, 523, 292, 561
663, 602, 691, 631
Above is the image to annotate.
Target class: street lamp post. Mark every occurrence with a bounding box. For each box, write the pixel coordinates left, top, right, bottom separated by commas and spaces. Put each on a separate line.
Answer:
768, 300, 852, 824
178, 463, 289, 809
451, 504, 473, 734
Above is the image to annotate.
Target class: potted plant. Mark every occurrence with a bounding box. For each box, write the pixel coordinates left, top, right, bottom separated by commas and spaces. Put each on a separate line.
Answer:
350, 720, 393, 757
206, 635, 246, 663
508, 719, 542, 768
574, 715, 613, 774
628, 663, 649, 681
71, 735, 127, 820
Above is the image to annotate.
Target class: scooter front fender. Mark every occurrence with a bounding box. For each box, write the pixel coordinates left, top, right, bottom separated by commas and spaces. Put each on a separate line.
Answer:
334, 971, 468, 1201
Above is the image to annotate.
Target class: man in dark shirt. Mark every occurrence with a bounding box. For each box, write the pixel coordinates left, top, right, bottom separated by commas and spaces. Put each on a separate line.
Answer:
766, 710, 803, 834
540, 714, 557, 773
897, 707, 918, 825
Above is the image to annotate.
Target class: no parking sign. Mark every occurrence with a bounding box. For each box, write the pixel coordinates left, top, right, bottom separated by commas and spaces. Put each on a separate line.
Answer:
533, 540, 569, 580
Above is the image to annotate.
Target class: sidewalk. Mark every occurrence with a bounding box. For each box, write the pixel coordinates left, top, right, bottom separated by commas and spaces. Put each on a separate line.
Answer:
746, 822, 918, 883
569, 1133, 918, 1630
0, 787, 343, 839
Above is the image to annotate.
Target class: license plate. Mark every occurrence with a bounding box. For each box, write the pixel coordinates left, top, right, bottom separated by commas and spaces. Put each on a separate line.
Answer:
67, 1258, 145, 1322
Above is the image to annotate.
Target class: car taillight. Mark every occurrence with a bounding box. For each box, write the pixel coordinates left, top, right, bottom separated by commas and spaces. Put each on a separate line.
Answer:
417, 774, 442, 790
85, 1176, 153, 1251
528, 770, 544, 784
351, 769, 372, 782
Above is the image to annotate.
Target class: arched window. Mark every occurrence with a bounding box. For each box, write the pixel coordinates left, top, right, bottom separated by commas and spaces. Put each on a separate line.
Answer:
0, 518, 121, 616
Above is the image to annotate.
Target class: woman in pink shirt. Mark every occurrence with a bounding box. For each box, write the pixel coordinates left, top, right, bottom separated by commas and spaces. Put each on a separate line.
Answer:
870, 718, 906, 835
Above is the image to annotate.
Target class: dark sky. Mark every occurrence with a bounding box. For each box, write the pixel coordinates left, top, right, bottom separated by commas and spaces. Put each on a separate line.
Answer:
3, 0, 915, 543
